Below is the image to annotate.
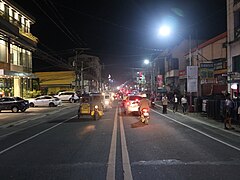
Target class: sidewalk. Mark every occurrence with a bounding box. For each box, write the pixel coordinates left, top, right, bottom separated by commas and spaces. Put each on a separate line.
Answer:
154, 101, 240, 134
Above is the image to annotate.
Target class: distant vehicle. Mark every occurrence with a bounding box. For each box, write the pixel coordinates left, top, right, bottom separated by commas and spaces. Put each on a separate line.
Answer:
103, 93, 112, 109
0, 97, 29, 113
123, 94, 143, 115
54, 91, 79, 103
29, 95, 62, 107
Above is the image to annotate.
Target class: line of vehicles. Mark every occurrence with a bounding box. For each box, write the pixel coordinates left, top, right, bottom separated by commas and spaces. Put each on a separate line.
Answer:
0, 91, 114, 114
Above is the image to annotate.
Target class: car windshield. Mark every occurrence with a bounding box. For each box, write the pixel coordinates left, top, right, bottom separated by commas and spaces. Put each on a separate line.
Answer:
129, 96, 142, 101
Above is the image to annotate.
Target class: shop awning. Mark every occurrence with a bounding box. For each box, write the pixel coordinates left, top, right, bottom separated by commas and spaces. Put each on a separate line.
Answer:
0, 69, 37, 78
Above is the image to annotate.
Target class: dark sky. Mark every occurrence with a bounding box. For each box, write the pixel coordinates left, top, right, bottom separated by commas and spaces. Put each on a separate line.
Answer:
14, 0, 226, 84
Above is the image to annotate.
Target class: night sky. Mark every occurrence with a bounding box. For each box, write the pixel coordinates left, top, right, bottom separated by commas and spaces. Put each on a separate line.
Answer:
13, 0, 226, 84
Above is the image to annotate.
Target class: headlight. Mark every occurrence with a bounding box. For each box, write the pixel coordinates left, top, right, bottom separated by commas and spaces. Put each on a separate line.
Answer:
94, 105, 98, 109
105, 100, 109, 105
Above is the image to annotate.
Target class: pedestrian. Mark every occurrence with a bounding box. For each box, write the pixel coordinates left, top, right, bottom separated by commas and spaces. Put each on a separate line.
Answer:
181, 95, 188, 114
162, 94, 168, 114
172, 94, 179, 113
224, 94, 235, 130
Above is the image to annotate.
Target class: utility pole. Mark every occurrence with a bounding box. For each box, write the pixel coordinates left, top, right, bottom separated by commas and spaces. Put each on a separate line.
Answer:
81, 61, 84, 94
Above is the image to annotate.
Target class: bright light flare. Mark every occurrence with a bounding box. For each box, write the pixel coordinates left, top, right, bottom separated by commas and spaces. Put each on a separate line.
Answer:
158, 25, 171, 37
144, 59, 150, 65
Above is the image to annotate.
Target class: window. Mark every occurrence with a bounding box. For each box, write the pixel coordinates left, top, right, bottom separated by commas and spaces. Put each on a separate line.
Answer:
234, 10, 240, 40
233, 55, 240, 73
0, 39, 7, 62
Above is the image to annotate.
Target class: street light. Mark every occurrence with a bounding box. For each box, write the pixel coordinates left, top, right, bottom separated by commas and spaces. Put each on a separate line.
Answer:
144, 59, 150, 65
158, 25, 171, 37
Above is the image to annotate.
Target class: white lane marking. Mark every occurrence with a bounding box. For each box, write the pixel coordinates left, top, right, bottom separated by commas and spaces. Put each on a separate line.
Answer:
154, 103, 240, 137
152, 109, 240, 152
120, 113, 133, 180
0, 115, 77, 155
106, 107, 118, 180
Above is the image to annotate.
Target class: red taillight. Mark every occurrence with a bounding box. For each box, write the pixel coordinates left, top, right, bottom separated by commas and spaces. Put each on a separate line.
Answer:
142, 108, 148, 113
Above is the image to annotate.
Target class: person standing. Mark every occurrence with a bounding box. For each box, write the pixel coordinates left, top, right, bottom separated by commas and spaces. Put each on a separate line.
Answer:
162, 94, 168, 114
224, 94, 235, 130
172, 94, 179, 113
181, 95, 188, 114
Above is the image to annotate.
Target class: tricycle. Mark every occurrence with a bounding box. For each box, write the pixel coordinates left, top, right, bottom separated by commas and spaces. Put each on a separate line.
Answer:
78, 94, 104, 120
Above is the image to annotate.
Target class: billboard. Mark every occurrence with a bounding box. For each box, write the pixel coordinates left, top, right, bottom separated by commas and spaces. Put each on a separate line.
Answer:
187, 66, 198, 93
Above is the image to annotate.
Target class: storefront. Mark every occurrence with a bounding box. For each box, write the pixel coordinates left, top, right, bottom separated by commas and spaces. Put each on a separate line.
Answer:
0, 69, 36, 98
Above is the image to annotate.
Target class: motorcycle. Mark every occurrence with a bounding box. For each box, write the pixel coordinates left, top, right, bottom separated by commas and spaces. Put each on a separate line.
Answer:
140, 108, 150, 125
91, 105, 103, 120
151, 100, 155, 108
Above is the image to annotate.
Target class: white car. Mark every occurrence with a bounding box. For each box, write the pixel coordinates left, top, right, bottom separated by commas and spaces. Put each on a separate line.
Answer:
124, 95, 143, 115
54, 91, 79, 103
29, 96, 61, 107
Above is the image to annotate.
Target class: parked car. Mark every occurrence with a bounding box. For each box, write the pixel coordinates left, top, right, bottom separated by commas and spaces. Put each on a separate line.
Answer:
29, 95, 62, 107
123, 94, 143, 115
0, 97, 29, 113
54, 91, 79, 103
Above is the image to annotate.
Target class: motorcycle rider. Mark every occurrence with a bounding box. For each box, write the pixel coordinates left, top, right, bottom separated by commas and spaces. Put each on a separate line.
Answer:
139, 94, 151, 116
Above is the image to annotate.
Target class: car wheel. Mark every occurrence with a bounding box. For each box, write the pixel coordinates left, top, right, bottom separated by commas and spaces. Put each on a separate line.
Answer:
12, 106, 19, 113
49, 103, 55, 107
29, 103, 34, 107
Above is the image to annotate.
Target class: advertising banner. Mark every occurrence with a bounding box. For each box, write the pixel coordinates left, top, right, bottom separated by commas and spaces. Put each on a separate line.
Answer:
157, 75, 163, 88
187, 66, 198, 93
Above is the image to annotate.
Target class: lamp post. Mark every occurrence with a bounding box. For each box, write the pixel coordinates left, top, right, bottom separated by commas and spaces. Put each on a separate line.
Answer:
144, 59, 153, 93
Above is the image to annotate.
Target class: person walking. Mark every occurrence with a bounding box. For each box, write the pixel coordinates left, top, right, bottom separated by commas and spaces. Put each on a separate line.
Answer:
224, 94, 235, 130
181, 95, 188, 114
172, 94, 179, 113
162, 94, 168, 114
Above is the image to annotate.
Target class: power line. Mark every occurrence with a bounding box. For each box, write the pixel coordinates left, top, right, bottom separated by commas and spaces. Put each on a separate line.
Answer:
32, 0, 83, 47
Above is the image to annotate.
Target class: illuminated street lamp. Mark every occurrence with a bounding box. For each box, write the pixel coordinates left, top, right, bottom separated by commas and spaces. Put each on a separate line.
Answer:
144, 59, 150, 65
158, 25, 171, 37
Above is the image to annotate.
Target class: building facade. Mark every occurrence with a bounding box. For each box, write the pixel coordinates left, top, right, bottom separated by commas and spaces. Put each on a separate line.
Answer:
69, 54, 102, 93
186, 32, 227, 97
0, 0, 38, 97
227, 0, 240, 96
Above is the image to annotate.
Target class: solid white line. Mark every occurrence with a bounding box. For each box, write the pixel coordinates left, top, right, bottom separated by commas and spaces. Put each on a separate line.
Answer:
0, 115, 77, 155
120, 113, 133, 180
152, 109, 240, 152
106, 107, 118, 180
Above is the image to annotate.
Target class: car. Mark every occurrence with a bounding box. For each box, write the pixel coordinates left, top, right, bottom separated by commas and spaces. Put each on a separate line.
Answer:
102, 93, 112, 109
29, 95, 62, 107
0, 97, 29, 113
123, 94, 143, 115
54, 91, 79, 103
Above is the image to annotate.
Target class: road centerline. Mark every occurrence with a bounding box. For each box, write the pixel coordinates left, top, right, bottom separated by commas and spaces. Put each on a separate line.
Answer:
106, 107, 118, 180
120, 112, 133, 180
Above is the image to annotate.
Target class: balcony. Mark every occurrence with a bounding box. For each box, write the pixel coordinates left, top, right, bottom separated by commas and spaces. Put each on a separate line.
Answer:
0, 10, 20, 28
19, 28, 38, 43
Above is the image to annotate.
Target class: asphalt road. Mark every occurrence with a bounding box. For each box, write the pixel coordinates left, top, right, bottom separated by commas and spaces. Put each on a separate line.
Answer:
0, 102, 240, 180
